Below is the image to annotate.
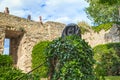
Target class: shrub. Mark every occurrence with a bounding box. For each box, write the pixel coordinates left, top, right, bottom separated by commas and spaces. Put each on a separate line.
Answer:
0, 66, 24, 80
0, 55, 24, 80
93, 43, 120, 79
0, 54, 13, 67
32, 41, 50, 78
45, 35, 96, 80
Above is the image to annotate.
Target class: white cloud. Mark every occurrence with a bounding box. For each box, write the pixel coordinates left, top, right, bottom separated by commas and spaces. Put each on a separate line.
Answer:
0, 0, 91, 25
0, 0, 92, 53
0, 0, 22, 10
54, 17, 71, 23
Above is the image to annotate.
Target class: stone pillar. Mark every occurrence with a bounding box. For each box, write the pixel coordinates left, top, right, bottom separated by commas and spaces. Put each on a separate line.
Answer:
27, 14, 31, 20
0, 28, 5, 54
39, 16, 43, 25
10, 37, 19, 65
4, 7, 9, 14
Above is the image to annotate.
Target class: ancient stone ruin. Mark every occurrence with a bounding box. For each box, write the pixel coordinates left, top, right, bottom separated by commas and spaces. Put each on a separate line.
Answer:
0, 12, 65, 72
0, 12, 120, 73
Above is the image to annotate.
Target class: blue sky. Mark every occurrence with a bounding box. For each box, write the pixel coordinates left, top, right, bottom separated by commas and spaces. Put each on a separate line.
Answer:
3, 39, 10, 54
0, 0, 91, 24
0, 0, 91, 54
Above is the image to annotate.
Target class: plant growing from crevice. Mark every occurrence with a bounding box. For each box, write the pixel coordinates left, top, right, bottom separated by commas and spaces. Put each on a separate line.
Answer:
19, 27, 25, 32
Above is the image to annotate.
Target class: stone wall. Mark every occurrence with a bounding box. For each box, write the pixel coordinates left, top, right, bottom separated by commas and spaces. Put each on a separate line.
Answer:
0, 27, 5, 54
82, 30, 108, 47
16, 22, 65, 72
0, 12, 120, 73
105, 24, 120, 42
0, 12, 65, 72
82, 24, 120, 47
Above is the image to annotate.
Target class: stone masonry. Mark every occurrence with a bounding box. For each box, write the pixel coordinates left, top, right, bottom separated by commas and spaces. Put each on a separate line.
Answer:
0, 27, 5, 54
82, 24, 120, 47
0, 12, 120, 73
0, 12, 65, 72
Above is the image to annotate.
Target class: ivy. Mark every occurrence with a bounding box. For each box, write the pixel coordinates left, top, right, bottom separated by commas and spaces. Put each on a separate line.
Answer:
32, 41, 50, 78
45, 35, 96, 80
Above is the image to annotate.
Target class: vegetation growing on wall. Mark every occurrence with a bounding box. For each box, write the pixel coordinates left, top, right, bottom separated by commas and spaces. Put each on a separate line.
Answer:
92, 22, 113, 32
77, 21, 91, 34
32, 41, 50, 78
45, 35, 96, 80
93, 43, 120, 80
77, 21, 120, 34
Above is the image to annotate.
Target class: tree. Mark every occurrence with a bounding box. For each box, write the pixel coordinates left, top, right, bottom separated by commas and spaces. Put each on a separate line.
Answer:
98, 0, 120, 21
85, 0, 119, 25
98, 0, 120, 5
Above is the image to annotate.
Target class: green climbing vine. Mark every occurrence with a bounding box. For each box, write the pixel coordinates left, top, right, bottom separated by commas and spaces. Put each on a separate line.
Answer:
45, 35, 96, 80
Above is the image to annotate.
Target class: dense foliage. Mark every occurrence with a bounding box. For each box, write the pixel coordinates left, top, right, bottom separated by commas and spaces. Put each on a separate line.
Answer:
45, 35, 96, 80
1, 40, 50, 80
0, 54, 13, 66
32, 41, 50, 78
93, 43, 120, 80
0, 55, 24, 80
85, 0, 119, 25
98, 0, 120, 5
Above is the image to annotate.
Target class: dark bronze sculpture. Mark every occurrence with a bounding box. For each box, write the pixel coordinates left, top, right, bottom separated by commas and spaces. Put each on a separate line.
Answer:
62, 23, 81, 37
48, 23, 81, 80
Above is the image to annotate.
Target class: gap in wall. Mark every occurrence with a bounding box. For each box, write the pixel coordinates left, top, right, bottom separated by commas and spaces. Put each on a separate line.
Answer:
3, 38, 10, 55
